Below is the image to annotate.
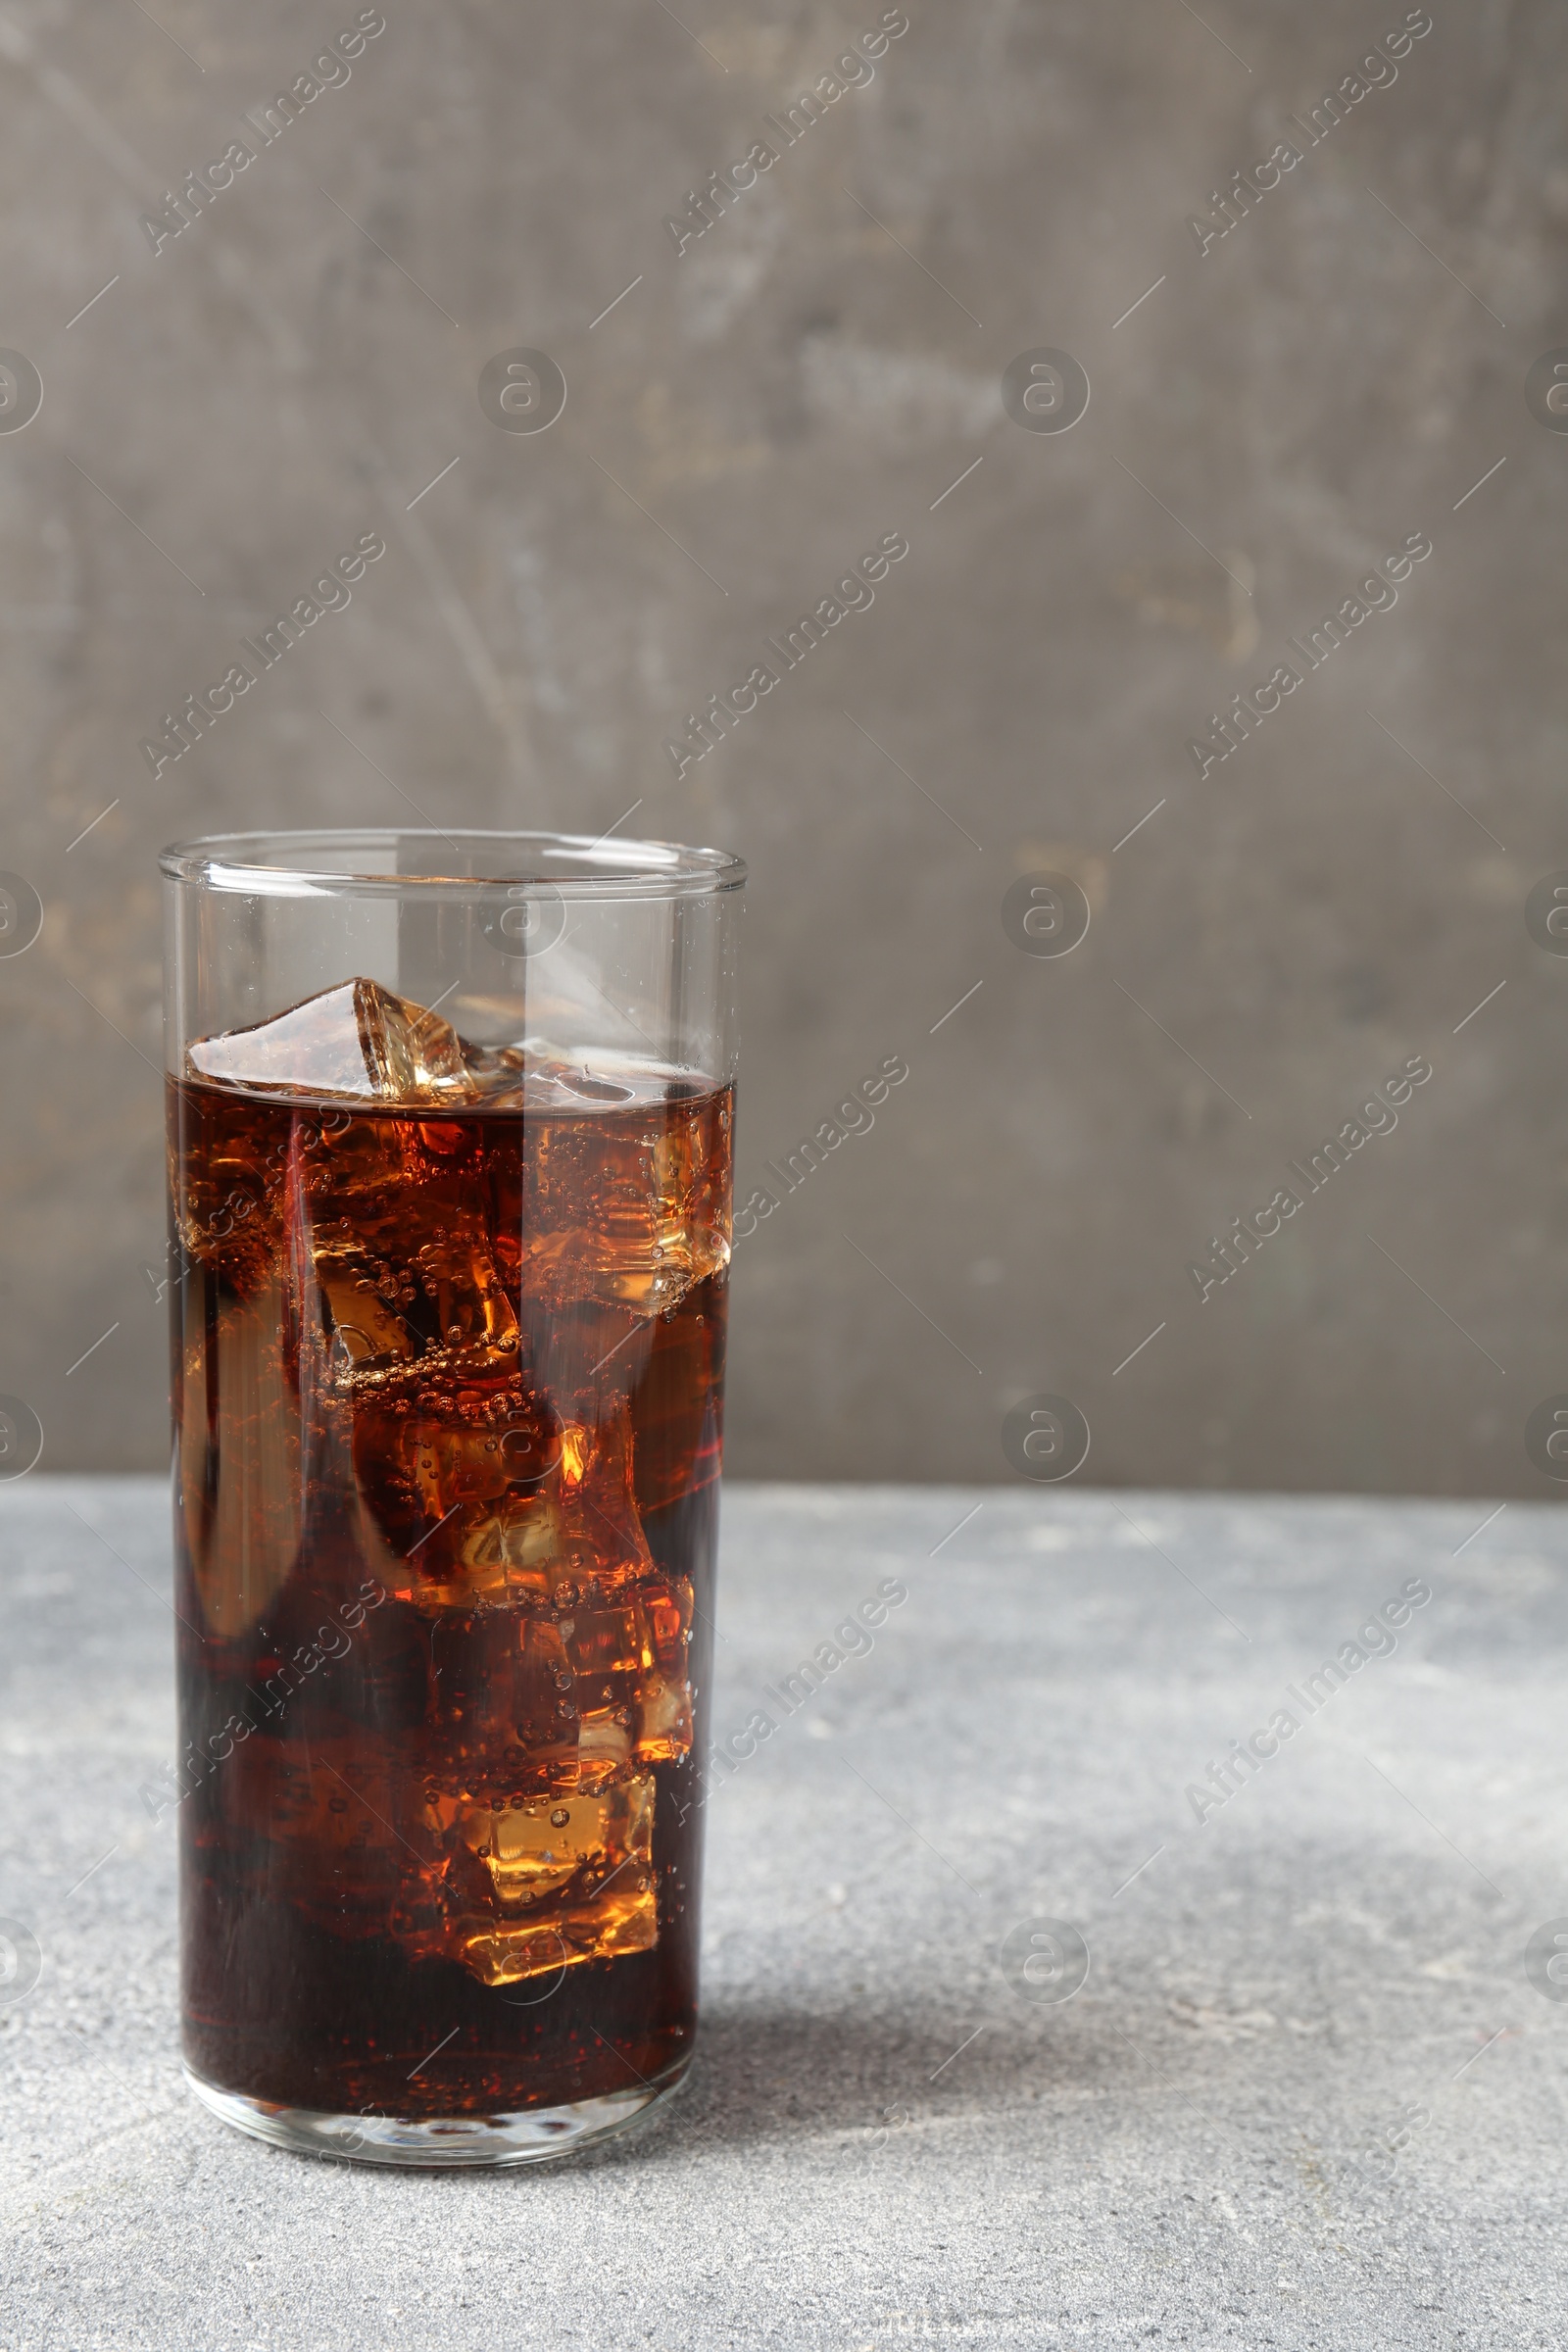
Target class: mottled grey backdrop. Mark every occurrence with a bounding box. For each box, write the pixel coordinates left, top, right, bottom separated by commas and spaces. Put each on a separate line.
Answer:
2, 0, 1561, 1494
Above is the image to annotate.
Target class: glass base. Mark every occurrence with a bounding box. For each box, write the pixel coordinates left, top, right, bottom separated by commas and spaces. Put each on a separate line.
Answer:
182, 2057, 688, 2170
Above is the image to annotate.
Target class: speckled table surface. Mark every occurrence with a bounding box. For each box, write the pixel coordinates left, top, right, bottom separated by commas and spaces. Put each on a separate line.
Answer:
2, 1477, 1565, 2351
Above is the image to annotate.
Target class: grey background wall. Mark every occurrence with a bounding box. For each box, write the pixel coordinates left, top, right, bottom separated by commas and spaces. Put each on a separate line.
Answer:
1, 0, 1562, 1495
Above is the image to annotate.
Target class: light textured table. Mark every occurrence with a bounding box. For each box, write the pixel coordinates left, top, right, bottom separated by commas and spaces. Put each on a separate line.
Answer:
2, 1478, 1566, 2350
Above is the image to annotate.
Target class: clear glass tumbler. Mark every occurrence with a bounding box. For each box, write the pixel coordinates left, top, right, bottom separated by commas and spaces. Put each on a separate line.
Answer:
160, 829, 743, 2167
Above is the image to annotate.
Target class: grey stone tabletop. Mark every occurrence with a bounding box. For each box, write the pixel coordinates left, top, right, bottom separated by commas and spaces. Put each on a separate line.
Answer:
2, 1477, 1566, 2350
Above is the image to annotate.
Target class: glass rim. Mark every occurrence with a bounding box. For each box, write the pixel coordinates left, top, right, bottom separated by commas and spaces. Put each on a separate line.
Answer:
158, 826, 747, 901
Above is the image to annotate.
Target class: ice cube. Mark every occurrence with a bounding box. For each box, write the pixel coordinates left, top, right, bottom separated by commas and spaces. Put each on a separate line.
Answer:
353, 1391, 662, 1611
448, 1776, 659, 1986
446, 1046, 644, 1113
520, 1086, 731, 1327
189, 980, 482, 1106
561, 1578, 694, 1769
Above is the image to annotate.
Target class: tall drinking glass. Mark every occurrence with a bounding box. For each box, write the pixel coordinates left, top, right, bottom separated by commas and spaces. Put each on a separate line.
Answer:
160, 830, 742, 2166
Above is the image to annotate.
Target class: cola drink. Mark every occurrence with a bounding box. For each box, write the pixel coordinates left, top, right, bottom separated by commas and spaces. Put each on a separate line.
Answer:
168, 978, 730, 2147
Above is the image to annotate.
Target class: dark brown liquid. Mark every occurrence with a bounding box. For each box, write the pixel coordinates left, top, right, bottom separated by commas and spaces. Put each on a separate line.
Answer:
168, 1068, 730, 2119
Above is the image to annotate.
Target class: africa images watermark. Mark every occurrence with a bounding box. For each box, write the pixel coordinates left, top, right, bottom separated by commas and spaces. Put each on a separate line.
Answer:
1186, 11, 1435, 258
734, 1053, 910, 1244
139, 529, 388, 776
139, 11, 389, 254
686, 1574, 910, 1815
662, 530, 909, 778
1186, 1575, 1434, 1826
138, 1577, 389, 1823
1187, 1054, 1434, 1303
662, 9, 910, 256
1185, 530, 1433, 780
